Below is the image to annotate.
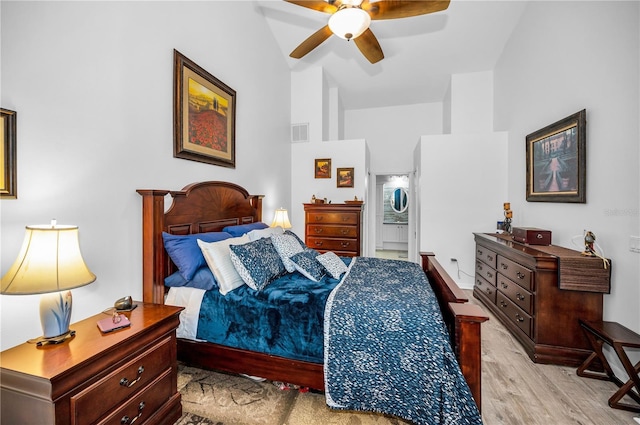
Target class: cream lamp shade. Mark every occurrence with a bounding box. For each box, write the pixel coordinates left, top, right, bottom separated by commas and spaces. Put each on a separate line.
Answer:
1, 222, 96, 345
328, 6, 371, 40
270, 208, 292, 229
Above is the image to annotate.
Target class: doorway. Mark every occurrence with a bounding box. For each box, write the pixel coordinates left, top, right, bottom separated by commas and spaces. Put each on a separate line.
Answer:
371, 174, 413, 262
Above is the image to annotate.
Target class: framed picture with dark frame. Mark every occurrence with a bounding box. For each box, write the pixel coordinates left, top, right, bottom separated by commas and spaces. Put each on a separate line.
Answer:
337, 167, 354, 188
315, 158, 331, 178
1, 108, 17, 199
526, 109, 586, 203
174, 49, 236, 168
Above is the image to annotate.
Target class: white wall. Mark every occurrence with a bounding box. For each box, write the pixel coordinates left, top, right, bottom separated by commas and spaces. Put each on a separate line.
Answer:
290, 139, 369, 246
494, 1, 640, 333
291, 66, 325, 143
344, 103, 443, 174
0, 1, 292, 350
417, 132, 508, 287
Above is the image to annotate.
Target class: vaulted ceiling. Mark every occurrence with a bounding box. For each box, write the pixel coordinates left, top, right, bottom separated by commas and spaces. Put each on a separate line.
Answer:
258, 1, 528, 109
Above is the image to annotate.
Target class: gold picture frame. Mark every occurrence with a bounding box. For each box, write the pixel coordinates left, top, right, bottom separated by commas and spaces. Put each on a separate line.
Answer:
174, 50, 236, 168
337, 167, 354, 188
315, 158, 331, 178
1, 108, 17, 199
526, 109, 586, 203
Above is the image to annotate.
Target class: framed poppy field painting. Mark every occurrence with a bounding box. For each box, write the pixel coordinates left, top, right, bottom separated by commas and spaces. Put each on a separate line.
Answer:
174, 50, 236, 168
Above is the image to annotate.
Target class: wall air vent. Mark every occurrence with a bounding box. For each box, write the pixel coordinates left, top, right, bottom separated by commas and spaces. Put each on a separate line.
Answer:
291, 122, 309, 143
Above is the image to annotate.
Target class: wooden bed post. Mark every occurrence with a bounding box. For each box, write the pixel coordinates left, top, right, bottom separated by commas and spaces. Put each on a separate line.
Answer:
137, 189, 169, 304
421, 252, 489, 411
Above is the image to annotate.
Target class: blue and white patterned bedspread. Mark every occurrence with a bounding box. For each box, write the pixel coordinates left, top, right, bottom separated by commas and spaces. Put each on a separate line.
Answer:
324, 257, 482, 425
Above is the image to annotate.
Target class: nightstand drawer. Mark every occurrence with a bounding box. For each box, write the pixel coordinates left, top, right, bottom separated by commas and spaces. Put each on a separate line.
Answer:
475, 246, 497, 268
97, 368, 173, 425
71, 335, 173, 424
306, 224, 357, 238
307, 237, 357, 253
306, 212, 358, 225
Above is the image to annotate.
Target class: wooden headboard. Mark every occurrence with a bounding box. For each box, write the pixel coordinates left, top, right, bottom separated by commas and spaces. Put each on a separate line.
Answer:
137, 181, 264, 304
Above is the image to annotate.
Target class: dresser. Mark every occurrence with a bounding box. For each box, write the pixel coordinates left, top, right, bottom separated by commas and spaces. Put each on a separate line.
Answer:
0, 302, 183, 425
304, 203, 364, 257
473, 233, 611, 366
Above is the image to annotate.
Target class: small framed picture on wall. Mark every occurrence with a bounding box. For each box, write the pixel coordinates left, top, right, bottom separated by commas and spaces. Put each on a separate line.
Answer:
337, 167, 354, 188
315, 158, 331, 178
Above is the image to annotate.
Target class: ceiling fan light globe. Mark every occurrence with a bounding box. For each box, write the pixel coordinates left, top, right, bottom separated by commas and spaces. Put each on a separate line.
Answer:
328, 7, 371, 40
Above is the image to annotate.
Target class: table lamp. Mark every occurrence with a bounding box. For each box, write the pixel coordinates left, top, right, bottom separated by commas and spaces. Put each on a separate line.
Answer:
270, 208, 292, 229
1, 221, 96, 346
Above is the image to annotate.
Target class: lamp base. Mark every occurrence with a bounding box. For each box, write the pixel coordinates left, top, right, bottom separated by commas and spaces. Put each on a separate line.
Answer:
28, 329, 76, 346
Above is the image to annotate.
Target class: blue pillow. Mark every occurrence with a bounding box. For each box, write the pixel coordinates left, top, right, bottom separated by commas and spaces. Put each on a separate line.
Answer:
164, 267, 218, 291
229, 238, 286, 291
290, 249, 325, 282
222, 222, 268, 237
162, 231, 233, 281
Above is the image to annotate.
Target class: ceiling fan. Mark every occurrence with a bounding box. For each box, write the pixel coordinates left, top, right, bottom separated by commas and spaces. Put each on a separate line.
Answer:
285, 0, 451, 64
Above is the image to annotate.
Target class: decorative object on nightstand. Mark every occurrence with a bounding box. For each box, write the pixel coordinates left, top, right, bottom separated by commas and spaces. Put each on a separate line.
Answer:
502, 202, 512, 234
270, 208, 292, 229
0, 220, 96, 346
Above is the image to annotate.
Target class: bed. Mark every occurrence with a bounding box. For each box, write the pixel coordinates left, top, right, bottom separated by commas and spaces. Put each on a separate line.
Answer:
137, 181, 489, 420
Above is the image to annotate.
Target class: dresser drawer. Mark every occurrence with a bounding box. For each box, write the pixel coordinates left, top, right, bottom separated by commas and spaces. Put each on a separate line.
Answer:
497, 292, 532, 338
307, 236, 357, 253
71, 336, 173, 425
475, 245, 497, 268
475, 260, 497, 285
475, 275, 497, 303
498, 274, 533, 315
306, 224, 358, 238
497, 255, 533, 291
97, 368, 173, 425
306, 212, 359, 225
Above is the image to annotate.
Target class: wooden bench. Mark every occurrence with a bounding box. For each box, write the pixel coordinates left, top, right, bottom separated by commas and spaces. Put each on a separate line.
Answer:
577, 320, 640, 412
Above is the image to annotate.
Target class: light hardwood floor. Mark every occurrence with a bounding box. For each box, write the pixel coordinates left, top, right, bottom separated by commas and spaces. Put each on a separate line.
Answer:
472, 290, 639, 424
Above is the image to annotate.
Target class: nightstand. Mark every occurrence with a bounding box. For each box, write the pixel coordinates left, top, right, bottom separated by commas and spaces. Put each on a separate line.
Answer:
1, 302, 184, 425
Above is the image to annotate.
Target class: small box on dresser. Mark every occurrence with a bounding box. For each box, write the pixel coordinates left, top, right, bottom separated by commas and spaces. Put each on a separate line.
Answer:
0, 302, 183, 425
512, 227, 552, 245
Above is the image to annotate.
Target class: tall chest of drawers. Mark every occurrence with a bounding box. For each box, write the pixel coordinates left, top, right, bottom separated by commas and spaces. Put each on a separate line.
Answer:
473, 233, 610, 366
304, 203, 363, 257
0, 302, 183, 425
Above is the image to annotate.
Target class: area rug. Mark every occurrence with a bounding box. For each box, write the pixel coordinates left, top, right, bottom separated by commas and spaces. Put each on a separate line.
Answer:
176, 363, 410, 425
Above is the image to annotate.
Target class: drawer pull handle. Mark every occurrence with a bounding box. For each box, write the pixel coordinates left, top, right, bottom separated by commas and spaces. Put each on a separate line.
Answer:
486, 272, 493, 278
477, 264, 483, 270
342, 217, 349, 222
121, 401, 145, 425
340, 242, 350, 248
499, 301, 507, 308
315, 216, 323, 221
340, 229, 348, 235
487, 255, 494, 261
476, 280, 482, 286
477, 249, 483, 256
314, 241, 324, 246
501, 263, 508, 270
314, 227, 323, 233
516, 293, 525, 301
516, 271, 525, 279
501, 282, 508, 289
120, 366, 144, 388
515, 314, 524, 323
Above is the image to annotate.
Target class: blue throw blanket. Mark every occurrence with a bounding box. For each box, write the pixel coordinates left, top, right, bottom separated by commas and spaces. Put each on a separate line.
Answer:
324, 257, 482, 425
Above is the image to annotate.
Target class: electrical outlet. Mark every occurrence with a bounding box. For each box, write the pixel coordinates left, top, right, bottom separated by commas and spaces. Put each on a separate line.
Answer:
450, 258, 458, 262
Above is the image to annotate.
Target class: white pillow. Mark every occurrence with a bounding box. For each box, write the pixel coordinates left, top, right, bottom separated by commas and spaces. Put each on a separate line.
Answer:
197, 235, 250, 295
271, 233, 304, 273
317, 251, 349, 279
247, 226, 284, 241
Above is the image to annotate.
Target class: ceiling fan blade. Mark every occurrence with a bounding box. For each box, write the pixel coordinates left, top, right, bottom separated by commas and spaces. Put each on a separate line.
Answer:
290, 25, 334, 59
353, 28, 384, 64
363, 0, 450, 20
284, 0, 339, 14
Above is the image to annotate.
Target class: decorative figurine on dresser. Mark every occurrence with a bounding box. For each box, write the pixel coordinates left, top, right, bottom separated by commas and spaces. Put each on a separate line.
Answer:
473, 232, 611, 366
304, 202, 364, 257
